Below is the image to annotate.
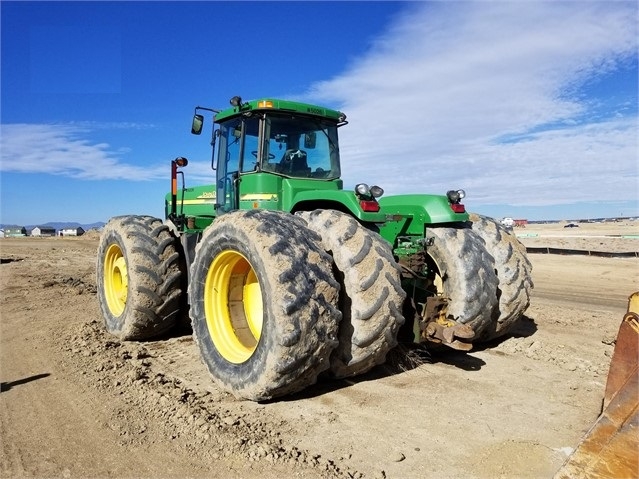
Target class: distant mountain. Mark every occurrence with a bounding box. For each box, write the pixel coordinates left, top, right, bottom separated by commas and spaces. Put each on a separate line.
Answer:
0, 221, 105, 231
81, 222, 106, 230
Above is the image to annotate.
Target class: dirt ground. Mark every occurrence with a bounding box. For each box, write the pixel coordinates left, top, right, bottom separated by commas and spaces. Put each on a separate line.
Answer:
1, 220, 638, 479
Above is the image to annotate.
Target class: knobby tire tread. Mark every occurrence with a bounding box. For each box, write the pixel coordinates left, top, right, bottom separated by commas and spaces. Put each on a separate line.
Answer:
468, 213, 534, 340
298, 210, 406, 378
189, 210, 341, 401
426, 227, 499, 337
97, 215, 185, 340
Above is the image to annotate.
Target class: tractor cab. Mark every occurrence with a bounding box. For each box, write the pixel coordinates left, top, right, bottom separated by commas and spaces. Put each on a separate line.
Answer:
192, 97, 345, 216
167, 96, 386, 236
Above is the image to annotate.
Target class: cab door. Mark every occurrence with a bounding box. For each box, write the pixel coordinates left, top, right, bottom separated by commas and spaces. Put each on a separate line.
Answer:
215, 119, 245, 214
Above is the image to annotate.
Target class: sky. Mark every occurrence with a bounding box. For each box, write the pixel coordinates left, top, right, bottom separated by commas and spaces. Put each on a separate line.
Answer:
1, 0, 637, 225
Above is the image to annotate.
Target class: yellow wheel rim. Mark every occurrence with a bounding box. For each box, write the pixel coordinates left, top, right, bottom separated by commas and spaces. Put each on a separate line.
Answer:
204, 250, 263, 364
103, 243, 128, 317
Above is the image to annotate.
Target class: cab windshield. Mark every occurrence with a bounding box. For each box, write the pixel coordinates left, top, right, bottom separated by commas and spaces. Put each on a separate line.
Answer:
261, 114, 341, 179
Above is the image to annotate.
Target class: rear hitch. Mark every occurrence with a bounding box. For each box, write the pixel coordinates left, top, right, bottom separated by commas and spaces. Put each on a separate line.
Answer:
420, 297, 475, 351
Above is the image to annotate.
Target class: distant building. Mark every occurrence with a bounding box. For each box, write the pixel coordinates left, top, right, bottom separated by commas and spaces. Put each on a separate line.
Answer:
513, 219, 528, 227
60, 226, 85, 236
31, 226, 57, 237
3, 226, 27, 237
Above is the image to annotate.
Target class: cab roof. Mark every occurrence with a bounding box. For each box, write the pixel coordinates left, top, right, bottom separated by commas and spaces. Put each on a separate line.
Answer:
214, 98, 343, 123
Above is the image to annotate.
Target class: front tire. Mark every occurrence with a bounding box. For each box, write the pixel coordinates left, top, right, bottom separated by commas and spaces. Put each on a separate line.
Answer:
96, 215, 185, 340
189, 210, 341, 401
298, 210, 406, 378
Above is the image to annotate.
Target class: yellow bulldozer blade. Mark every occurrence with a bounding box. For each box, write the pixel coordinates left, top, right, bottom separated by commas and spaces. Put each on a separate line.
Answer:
554, 292, 639, 479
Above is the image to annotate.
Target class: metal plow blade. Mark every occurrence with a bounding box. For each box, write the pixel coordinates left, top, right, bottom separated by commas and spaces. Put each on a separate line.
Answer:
554, 292, 639, 479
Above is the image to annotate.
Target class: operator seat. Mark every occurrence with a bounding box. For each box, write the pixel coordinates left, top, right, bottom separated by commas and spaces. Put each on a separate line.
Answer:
279, 149, 310, 176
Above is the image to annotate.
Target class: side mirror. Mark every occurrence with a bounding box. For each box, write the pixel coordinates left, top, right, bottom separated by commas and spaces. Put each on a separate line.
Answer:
191, 114, 204, 135
304, 132, 316, 149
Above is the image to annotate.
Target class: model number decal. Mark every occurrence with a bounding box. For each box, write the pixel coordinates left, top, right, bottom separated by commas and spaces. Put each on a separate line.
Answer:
197, 191, 216, 198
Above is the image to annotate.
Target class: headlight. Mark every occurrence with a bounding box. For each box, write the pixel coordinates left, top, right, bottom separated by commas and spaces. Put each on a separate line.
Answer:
446, 189, 466, 203
370, 185, 384, 198
355, 183, 370, 196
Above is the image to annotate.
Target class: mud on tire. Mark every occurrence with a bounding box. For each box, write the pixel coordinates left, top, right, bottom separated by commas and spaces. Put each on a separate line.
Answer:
298, 210, 406, 378
425, 227, 499, 337
189, 210, 341, 401
96, 215, 185, 340
469, 213, 534, 341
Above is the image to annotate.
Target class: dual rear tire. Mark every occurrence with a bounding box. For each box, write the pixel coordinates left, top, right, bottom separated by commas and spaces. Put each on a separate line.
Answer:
423, 226, 499, 337
404, 220, 532, 345
424, 217, 533, 343
468, 214, 534, 341
188, 209, 406, 399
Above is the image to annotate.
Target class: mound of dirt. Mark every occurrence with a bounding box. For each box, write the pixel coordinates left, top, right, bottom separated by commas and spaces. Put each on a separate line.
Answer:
82, 229, 102, 240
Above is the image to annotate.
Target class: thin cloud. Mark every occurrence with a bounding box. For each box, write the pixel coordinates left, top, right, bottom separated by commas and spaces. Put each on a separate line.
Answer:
0, 123, 165, 180
303, 2, 638, 209
0, 122, 220, 184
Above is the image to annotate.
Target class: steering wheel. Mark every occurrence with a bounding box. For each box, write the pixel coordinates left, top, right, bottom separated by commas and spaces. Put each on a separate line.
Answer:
252, 151, 275, 160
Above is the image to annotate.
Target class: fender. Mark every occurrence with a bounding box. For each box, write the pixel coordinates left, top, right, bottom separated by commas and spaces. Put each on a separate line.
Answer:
378, 194, 469, 244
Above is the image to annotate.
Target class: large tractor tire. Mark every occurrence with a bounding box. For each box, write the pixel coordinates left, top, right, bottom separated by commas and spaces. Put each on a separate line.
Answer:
298, 210, 406, 378
189, 210, 341, 401
96, 215, 185, 340
469, 213, 534, 341
425, 227, 499, 337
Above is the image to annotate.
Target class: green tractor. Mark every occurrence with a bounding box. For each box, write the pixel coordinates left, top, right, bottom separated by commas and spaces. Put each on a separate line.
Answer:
96, 96, 533, 401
